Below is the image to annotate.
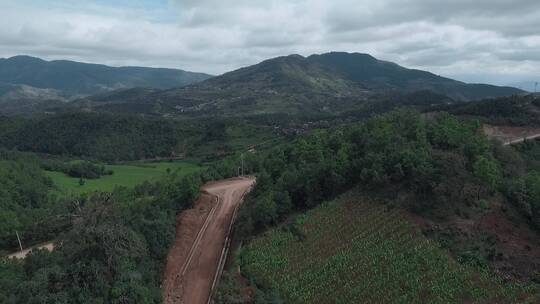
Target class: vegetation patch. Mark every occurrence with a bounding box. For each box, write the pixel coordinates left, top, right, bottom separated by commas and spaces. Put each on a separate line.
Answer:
46, 161, 203, 196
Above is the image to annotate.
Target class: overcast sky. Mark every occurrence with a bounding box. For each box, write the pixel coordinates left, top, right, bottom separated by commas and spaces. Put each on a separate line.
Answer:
1, 0, 540, 87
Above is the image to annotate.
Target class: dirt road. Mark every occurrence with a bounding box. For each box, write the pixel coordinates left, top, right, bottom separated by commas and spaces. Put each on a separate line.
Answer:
483, 124, 540, 146
503, 133, 540, 145
163, 177, 255, 304
6, 242, 55, 259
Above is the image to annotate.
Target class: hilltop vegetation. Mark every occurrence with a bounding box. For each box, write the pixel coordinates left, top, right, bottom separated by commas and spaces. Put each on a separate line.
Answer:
236, 110, 502, 234
213, 110, 540, 302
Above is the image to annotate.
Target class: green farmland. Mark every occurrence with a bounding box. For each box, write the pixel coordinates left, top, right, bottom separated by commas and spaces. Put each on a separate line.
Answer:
46, 161, 203, 196
240, 191, 538, 304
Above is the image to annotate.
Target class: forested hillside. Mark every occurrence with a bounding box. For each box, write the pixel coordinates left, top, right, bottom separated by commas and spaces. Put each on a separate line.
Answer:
214, 110, 540, 302
0, 156, 203, 303
436, 94, 540, 126
0, 113, 279, 161
0, 151, 67, 250
0, 113, 184, 161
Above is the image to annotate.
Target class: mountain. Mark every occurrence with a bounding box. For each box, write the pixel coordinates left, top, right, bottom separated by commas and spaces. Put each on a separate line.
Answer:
308, 52, 522, 100
0, 55, 213, 95
79, 52, 521, 117
1, 52, 523, 117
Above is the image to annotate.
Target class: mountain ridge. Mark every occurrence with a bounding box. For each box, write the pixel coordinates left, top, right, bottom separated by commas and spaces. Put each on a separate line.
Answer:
0, 55, 213, 95
0, 52, 525, 117
115, 52, 522, 116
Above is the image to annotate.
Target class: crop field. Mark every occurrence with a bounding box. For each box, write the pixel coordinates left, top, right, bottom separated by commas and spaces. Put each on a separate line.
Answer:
240, 191, 538, 303
46, 161, 202, 196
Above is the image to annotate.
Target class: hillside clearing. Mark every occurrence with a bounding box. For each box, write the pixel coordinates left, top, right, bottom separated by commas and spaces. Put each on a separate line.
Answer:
483, 124, 540, 145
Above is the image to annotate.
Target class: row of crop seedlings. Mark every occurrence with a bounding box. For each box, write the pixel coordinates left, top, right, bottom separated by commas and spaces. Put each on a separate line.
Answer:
241, 194, 533, 304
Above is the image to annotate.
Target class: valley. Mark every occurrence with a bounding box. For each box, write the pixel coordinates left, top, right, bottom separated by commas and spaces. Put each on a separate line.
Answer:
3, 1, 540, 303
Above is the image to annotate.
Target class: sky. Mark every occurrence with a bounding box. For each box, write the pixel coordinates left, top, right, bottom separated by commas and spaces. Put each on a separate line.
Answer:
1, 0, 540, 88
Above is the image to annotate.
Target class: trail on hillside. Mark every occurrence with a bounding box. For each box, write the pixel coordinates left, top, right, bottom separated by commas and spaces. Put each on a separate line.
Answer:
483, 124, 540, 145
6, 242, 55, 259
163, 177, 255, 304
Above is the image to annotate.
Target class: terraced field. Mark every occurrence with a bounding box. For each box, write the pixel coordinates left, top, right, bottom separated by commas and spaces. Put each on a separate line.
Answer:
240, 191, 538, 303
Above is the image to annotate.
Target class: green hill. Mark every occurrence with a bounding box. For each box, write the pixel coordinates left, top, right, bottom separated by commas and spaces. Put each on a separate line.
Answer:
212, 110, 540, 303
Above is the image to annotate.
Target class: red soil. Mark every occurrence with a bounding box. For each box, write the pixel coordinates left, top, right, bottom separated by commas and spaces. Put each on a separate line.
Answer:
163, 177, 255, 304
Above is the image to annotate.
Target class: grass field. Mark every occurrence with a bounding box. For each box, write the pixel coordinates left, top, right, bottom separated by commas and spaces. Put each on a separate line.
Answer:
240, 191, 538, 303
46, 161, 203, 196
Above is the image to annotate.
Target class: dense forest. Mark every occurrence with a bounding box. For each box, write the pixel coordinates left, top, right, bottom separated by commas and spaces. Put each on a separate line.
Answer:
0, 113, 281, 162
0, 113, 188, 161
0, 150, 71, 250
233, 111, 504, 232
435, 94, 540, 126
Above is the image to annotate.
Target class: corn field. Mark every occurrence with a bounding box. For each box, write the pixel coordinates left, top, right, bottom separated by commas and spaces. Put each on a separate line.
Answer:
240, 191, 538, 303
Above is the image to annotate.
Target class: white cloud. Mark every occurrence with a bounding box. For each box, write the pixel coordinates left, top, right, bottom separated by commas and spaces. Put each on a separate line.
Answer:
0, 0, 539, 83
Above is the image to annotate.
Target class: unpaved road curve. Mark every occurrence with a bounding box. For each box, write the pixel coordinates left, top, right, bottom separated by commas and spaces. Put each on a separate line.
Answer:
163, 177, 255, 304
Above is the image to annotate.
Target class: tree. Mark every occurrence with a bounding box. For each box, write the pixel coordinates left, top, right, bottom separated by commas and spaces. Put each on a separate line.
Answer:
473, 156, 502, 191
525, 173, 540, 229
253, 193, 278, 228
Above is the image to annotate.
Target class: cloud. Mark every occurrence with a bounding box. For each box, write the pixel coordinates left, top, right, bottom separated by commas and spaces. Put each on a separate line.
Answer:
0, 0, 539, 84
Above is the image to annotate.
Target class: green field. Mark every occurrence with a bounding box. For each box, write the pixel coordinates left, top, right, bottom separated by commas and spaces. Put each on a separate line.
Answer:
241, 191, 538, 303
46, 161, 203, 196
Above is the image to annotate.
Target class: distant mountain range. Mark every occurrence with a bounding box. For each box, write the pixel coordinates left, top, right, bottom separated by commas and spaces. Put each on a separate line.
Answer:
0, 52, 524, 116
0, 55, 212, 95
506, 81, 539, 93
